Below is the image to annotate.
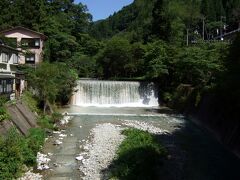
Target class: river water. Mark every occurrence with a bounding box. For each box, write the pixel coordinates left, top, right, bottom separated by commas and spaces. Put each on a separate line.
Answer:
41, 80, 240, 179
41, 106, 240, 180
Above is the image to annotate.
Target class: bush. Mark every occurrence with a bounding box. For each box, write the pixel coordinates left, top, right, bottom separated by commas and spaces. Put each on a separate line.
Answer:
51, 112, 63, 124
0, 107, 10, 122
109, 129, 167, 180
0, 129, 25, 179
21, 91, 41, 114
0, 128, 46, 179
0, 95, 8, 106
38, 115, 55, 130
27, 128, 46, 156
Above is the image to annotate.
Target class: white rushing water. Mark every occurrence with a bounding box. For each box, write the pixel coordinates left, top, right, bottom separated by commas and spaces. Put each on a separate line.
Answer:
72, 80, 159, 107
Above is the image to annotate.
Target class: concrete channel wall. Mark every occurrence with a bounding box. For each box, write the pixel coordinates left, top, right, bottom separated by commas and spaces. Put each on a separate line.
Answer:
0, 101, 38, 136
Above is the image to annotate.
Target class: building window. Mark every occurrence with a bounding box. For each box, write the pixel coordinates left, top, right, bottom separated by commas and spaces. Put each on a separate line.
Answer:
0, 79, 13, 94
21, 38, 40, 48
1, 52, 9, 63
11, 53, 18, 64
35, 39, 40, 47
25, 54, 35, 64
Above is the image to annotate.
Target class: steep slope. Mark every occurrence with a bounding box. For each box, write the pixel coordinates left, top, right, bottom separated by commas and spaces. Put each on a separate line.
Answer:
89, 0, 155, 40
89, 0, 240, 41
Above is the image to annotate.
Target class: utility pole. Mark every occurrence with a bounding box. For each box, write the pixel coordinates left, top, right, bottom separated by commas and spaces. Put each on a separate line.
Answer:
202, 17, 205, 40
186, 28, 189, 46
220, 16, 226, 40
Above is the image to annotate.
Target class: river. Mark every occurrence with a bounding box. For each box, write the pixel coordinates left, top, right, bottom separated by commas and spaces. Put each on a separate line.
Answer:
41, 80, 240, 180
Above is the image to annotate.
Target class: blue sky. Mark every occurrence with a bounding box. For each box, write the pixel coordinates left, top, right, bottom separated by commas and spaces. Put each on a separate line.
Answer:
76, 0, 134, 21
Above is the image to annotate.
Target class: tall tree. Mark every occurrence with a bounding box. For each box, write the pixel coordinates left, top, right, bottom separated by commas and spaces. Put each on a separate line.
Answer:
151, 0, 170, 41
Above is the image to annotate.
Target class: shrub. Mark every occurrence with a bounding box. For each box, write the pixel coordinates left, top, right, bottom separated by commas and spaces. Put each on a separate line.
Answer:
27, 128, 46, 155
0, 95, 8, 106
51, 112, 63, 124
0, 107, 10, 122
38, 115, 54, 129
109, 129, 167, 180
0, 128, 46, 179
0, 128, 25, 179
21, 91, 41, 114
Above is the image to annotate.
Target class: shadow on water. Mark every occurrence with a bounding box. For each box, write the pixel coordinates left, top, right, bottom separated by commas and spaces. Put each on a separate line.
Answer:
143, 107, 177, 115
101, 119, 240, 180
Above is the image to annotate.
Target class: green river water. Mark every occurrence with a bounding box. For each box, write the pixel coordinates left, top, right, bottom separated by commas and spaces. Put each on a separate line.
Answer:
41, 106, 240, 180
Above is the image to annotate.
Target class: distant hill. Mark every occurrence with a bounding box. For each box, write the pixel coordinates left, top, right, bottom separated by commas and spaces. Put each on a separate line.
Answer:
89, 0, 240, 42
89, 0, 155, 41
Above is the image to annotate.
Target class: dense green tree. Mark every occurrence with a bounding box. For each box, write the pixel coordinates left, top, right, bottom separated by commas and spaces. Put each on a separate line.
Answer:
25, 62, 78, 113
96, 37, 132, 78
151, 0, 170, 41
174, 43, 227, 86
69, 53, 96, 78
144, 40, 169, 78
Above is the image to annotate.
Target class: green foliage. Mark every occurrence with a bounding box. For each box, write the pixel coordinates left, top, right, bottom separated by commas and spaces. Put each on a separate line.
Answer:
151, 0, 171, 41
144, 40, 170, 78
54, 63, 78, 105
0, 107, 9, 122
51, 112, 63, 124
0, 128, 45, 179
96, 37, 132, 78
26, 128, 46, 156
174, 43, 227, 86
37, 115, 54, 130
89, 0, 154, 41
96, 38, 146, 79
24, 62, 78, 113
162, 92, 173, 103
0, 95, 8, 106
109, 128, 166, 180
0, 96, 10, 122
0, 129, 24, 179
69, 53, 96, 78
21, 91, 41, 114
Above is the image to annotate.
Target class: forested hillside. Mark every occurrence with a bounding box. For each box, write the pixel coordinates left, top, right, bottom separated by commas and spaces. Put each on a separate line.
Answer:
90, 0, 240, 42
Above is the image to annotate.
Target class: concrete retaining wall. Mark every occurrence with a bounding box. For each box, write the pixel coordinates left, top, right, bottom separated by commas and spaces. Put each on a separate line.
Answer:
0, 101, 38, 136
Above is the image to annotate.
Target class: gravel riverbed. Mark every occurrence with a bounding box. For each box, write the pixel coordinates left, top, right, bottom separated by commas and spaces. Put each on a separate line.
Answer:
77, 120, 170, 180
19, 116, 172, 180
78, 123, 125, 180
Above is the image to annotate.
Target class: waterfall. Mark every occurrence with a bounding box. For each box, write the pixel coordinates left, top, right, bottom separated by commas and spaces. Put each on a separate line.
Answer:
72, 80, 159, 107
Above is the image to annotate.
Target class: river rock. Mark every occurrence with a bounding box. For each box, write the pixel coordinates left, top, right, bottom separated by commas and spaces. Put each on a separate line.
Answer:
37, 152, 51, 170
76, 155, 84, 161
59, 134, 67, 137
53, 140, 63, 145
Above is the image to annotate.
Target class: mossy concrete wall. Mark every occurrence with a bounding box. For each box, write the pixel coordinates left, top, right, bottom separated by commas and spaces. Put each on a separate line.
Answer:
0, 101, 38, 136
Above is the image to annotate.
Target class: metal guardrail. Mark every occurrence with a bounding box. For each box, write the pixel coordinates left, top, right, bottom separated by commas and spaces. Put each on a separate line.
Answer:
215, 28, 240, 39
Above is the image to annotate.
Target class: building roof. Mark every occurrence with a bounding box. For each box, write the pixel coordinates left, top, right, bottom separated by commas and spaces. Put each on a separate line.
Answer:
0, 26, 47, 40
0, 74, 15, 79
0, 44, 20, 52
